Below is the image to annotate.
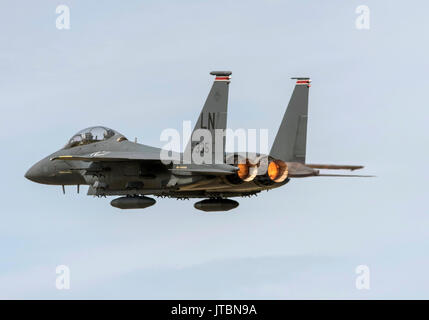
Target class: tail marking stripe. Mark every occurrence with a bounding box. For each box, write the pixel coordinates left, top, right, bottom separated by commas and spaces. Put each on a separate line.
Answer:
215, 76, 231, 81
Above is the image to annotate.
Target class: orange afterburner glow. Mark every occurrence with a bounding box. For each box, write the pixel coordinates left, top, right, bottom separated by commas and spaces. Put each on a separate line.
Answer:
237, 163, 249, 179
268, 161, 279, 180
233, 159, 258, 182
267, 160, 288, 182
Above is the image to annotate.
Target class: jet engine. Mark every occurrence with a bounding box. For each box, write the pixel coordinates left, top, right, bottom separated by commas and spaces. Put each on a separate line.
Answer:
224, 155, 258, 184
267, 159, 288, 182
254, 158, 289, 186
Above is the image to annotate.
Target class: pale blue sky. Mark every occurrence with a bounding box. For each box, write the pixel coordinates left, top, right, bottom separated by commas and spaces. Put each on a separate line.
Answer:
0, 0, 428, 299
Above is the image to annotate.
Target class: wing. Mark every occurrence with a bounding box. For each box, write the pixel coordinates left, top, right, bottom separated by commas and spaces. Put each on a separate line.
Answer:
52, 150, 238, 176
50, 150, 181, 162
170, 163, 238, 176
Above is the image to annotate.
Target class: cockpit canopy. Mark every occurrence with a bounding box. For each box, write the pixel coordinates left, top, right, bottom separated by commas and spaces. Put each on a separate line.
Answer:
64, 126, 124, 149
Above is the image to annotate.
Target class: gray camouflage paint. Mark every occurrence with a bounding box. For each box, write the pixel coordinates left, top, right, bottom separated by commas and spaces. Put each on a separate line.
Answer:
25, 72, 364, 210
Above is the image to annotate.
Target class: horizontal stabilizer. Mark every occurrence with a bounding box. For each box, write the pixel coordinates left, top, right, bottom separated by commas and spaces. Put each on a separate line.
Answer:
306, 164, 364, 171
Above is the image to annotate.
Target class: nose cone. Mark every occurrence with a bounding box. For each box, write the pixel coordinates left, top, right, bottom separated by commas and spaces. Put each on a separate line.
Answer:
25, 154, 86, 185
25, 157, 57, 184
25, 161, 46, 183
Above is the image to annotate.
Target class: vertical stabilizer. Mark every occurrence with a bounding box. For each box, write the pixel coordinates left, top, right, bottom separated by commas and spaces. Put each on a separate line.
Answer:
269, 78, 310, 163
184, 71, 231, 164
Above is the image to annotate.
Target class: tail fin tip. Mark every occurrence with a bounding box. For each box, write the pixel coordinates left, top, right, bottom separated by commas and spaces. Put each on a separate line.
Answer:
210, 71, 232, 82
210, 71, 232, 76
291, 77, 312, 87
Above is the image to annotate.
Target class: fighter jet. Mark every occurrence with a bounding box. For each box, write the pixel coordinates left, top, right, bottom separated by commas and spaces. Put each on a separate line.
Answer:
25, 71, 370, 212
